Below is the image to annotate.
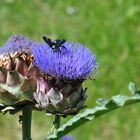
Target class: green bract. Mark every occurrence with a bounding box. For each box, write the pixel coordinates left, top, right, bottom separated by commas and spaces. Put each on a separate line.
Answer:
34, 78, 87, 116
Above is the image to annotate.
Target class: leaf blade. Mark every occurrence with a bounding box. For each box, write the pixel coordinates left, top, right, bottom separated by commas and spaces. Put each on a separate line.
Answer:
45, 93, 140, 140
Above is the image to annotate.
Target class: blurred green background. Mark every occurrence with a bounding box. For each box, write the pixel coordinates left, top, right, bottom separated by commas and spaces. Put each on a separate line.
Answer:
0, 0, 140, 139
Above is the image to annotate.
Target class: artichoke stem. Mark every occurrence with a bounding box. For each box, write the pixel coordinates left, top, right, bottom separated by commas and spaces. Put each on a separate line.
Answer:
22, 105, 32, 140
53, 115, 61, 130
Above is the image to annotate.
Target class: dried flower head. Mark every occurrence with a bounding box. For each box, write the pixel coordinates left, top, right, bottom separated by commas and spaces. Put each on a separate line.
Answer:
0, 35, 39, 114
0, 35, 40, 77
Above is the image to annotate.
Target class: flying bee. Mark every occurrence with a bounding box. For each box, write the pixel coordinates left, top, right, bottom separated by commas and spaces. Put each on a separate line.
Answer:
43, 36, 66, 52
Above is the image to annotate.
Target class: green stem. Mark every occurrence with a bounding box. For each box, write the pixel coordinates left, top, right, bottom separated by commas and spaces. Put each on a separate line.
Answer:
22, 105, 32, 140
53, 115, 61, 130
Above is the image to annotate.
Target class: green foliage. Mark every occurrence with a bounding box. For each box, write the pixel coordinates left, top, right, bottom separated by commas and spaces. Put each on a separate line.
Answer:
0, 0, 140, 139
46, 83, 140, 140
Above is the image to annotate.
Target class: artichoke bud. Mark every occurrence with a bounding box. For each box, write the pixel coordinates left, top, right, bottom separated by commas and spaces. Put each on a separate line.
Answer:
34, 78, 87, 116
0, 52, 37, 113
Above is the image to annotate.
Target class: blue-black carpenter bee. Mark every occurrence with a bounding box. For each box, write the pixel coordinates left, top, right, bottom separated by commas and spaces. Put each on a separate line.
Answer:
43, 36, 66, 52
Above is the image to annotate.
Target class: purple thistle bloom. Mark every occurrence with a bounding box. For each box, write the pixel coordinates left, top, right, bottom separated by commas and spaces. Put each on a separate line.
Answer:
60, 135, 75, 140
32, 41, 97, 80
0, 34, 37, 55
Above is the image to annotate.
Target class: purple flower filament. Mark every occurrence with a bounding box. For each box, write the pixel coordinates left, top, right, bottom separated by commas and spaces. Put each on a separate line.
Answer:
32, 39, 97, 80
0, 34, 37, 55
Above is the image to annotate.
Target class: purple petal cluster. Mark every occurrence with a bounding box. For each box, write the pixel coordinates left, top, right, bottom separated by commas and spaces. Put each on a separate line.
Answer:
0, 35, 37, 55
32, 41, 97, 80
60, 135, 75, 140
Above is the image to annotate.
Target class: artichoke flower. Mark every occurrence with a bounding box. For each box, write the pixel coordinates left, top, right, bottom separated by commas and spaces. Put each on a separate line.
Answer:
0, 35, 39, 113
32, 38, 97, 116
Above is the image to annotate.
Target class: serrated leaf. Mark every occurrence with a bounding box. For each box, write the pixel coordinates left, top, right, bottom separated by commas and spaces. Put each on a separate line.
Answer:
1, 106, 15, 112
128, 82, 136, 94
0, 103, 4, 106
45, 93, 140, 140
85, 116, 94, 120
96, 98, 107, 106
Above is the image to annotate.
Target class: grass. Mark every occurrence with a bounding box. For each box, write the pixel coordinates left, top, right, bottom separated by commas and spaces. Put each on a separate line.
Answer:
0, 0, 140, 139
